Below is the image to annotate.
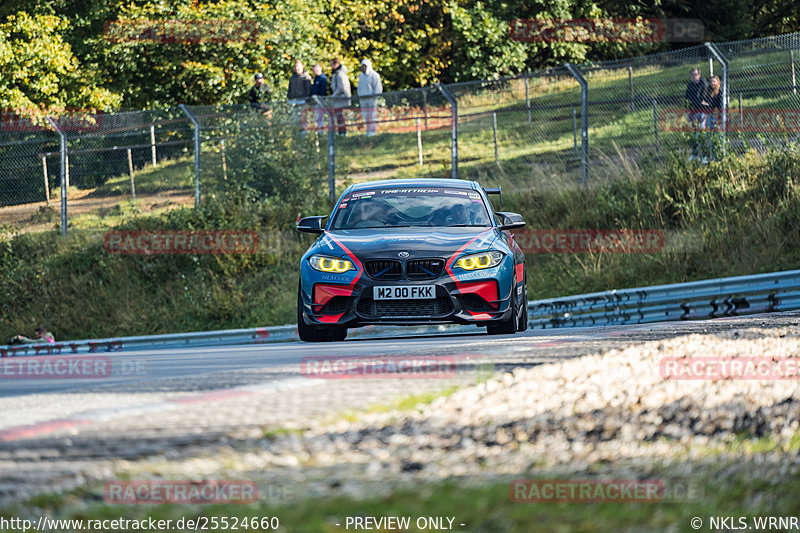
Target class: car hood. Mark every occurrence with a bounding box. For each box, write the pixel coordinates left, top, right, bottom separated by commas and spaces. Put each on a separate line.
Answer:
314, 227, 500, 259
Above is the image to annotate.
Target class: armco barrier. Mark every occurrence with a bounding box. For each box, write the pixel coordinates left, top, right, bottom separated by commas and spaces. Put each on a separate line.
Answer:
3, 269, 800, 355
0, 323, 477, 356
0, 325, 298, 357
528, 269, 800, 328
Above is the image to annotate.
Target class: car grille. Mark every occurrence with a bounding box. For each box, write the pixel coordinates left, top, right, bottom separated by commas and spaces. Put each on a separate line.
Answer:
357, 297, 455, 319
364, 258, 445, 280
462, 293, 491, 310
406, 259, 445, 280
319, 296, 349, 315
364, 259, 403, 280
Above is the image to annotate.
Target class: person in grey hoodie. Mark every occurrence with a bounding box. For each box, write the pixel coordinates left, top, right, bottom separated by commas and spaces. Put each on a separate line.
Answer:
357, 58, 383, 136
329, 58, 351, 135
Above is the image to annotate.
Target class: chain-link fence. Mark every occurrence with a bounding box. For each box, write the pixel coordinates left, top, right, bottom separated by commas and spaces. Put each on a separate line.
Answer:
2, 31, 799, 235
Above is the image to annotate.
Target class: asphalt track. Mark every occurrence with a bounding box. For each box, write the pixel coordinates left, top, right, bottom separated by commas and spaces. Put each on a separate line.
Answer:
0, 325, 644, 398
0, 314, 783, 399
1, 312, 799, 504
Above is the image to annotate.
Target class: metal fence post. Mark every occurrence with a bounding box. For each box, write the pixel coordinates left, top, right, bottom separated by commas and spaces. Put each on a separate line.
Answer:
41, 156, 50, 206
652, 98, 660, 154
179, 104, 201, 206
435, 83, 458, 180
313, 96, 336, 205
492, 112, 499, 165
127, 148, 136, 199
416, 118, 423, 166
706, 42, 729, 148
220, 139, 228, 181
524, 75, 532, 122
791, 50, 797, 95
565, 64, 589, 186
150, 124, 157, 167
46, 117, 68, 237
739, 92, 744, 130
628, 65, 635, 111
422, 88, 429, 130
571, 106, 578, 158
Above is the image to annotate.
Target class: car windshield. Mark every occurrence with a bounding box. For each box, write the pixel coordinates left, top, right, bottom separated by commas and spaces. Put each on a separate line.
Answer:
329, 187, 492, 230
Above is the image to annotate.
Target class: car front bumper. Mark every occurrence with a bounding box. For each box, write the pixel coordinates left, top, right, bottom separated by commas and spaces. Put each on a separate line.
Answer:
300, 273, 515, 328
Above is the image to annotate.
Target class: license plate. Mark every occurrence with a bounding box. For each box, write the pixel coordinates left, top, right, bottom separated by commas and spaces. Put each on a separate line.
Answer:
373, 285, 436, 300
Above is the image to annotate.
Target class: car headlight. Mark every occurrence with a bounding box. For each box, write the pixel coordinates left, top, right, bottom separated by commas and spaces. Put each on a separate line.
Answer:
455, 251, 503, 270
309, 254, 356, 273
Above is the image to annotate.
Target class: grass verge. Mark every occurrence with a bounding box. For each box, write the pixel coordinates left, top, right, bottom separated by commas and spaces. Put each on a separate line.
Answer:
1, 145, 799, 341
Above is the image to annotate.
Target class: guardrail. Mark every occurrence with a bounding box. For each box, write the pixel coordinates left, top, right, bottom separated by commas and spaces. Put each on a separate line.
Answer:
3, 269, 800, 355
0, 323, 477, 356
0, 325, 298, 357
528, 269, 800, 328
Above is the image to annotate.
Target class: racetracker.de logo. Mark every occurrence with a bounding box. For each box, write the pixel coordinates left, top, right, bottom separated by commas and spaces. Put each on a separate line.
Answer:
510, 479, 664, 502
104, 481, 258, 504
509, 18, 703, 43
103, 230, 258, 255
0, 109, 103, 132
514, 229, 663, 253
660, 356, 800, 380
300, 356, 456, 379
661, 107, 800, 133
103, 19, 259, 44
0, 356, 146, 379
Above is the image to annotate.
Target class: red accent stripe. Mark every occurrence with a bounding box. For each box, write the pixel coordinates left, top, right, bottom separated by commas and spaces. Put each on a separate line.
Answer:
466, 312, 496, 320
317, 313, 345, 323
313, 284, 354, 308
323, 232, 363, 290
458, 280, 499, 309
445, 230, 493, 291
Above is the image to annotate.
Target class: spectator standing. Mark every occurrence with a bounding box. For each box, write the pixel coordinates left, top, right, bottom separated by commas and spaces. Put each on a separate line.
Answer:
685, 68, 708, 161
287, 60, 312, 105
310, 63, 328, 133
249, 73, 272, 112
703, 75, 724, 162
329, 58, 351, 135
357, 58, 383, 136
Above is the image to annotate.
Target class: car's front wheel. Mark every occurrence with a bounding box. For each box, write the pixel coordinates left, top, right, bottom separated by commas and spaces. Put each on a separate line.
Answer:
297, 285, 347, 342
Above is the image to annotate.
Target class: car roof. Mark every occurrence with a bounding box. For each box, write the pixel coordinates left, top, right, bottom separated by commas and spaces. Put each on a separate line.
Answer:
346, 178, 481, 192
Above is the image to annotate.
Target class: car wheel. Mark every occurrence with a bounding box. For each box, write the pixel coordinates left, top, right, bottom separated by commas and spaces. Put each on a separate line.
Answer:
487, 276, 519, 335
297, 284, 347, 342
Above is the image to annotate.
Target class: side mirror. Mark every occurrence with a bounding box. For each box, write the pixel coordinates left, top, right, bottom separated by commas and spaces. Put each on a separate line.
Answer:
296, 216, 327, 234
495, 211, 525, 231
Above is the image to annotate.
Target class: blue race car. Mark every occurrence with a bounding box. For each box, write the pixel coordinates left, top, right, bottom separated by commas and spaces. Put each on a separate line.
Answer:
296, 179, 527, 342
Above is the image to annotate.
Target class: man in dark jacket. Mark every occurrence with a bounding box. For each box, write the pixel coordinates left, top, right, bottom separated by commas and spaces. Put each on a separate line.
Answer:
329, 58, 351, 135
685, 68, 708, 160
287, 60, 312, 104
249, 73, 272, 112
310, 63, 328, 133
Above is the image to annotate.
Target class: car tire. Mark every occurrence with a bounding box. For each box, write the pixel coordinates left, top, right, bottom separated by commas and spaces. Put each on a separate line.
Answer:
297, 285, 348, 342
487, 275, 519, 335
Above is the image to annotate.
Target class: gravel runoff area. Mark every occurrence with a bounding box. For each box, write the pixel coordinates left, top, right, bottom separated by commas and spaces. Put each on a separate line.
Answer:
106, 318, 800, 504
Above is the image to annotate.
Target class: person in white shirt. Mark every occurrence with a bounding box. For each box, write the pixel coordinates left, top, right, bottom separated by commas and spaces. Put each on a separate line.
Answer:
357, 58, 383, 136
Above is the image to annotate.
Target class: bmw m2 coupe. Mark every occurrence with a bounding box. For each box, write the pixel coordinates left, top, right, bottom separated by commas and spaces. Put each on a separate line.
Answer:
296, 179, 527, 342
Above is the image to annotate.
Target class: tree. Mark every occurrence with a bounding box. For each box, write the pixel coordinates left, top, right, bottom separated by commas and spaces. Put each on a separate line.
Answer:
0, 12, 119, 112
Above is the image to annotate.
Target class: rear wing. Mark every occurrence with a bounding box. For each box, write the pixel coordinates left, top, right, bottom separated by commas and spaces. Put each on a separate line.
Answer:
484, 186, 501, 207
